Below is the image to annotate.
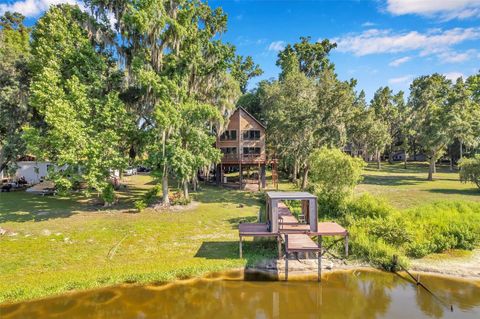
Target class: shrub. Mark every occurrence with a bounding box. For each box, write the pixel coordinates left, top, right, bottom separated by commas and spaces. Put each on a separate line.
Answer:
134, 200, 147, 212
309, 147, 366, 217
345, 195, 480, 267
459, 155, 480, 190
169, 191, 191, 206
101, 184, 116, 206
346, 193, 391, 219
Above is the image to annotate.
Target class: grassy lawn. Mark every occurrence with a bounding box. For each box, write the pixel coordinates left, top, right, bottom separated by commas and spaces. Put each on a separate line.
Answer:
0, 175, 276, 303
356, 162, 480, 209
1, 163, 479, 303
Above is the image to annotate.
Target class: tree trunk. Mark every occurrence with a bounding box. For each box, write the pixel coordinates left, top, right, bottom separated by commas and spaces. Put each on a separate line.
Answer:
183, 180, 189, 200
403, 151, 408, 169
459, 141, 463, 160
376, 149, 381, 169
192, 174, 198, 192
428, 156, 435, 181
433, 161, 437, 174
301, 165, 309, 190
449, 157, 453, 171
161, 130, 170, 206
388, 146, 394, 164
292, 161, 298, 182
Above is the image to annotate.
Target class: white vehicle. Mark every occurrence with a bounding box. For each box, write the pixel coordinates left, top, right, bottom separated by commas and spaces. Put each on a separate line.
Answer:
123, 167, 137, 176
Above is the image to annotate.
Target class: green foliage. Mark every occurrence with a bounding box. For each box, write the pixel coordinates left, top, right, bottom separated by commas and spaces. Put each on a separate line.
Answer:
169, 191, 192, 206
309, 147, 365, 216
101, 184, 115, 205
459, 154, 480, 190
0, 12, 31, 173
345, 195, 480, 268
25, 5, 134, 204
345, 193, 390, 219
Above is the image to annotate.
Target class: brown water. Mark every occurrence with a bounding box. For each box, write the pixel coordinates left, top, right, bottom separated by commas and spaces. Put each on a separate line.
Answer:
1, 270, 480, 319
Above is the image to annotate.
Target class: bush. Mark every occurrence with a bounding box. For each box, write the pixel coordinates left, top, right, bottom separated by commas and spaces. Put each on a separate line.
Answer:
135, 185, 160, 212
459, 155, 480, 190
169, 191, 191, 206
345, 196, 480, 267
309, 147, 366, 217
101, 184, 116, 206
345, 193, 391, 219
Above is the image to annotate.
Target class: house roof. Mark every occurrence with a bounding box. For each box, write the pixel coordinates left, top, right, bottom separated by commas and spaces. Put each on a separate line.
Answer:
237, 106, 266, 129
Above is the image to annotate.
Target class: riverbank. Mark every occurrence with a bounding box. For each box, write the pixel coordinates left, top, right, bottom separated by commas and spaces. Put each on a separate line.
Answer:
251, 250, 480, 280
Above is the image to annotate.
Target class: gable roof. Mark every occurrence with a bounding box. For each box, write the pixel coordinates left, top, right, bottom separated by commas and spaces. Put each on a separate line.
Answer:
237, 106, 266, 129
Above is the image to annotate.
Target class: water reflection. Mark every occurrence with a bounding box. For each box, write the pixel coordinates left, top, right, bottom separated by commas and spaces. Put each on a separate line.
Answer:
1, 270, 479, 319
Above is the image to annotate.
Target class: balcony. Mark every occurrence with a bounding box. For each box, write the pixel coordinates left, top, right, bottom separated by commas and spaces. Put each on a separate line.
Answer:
221, 153, 266, 164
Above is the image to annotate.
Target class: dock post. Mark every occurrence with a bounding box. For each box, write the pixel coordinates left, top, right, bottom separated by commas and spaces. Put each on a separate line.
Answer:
318, 236, 322, 282
239, 236, 243, 258
345, 233, 349, 257
285, 234, 289, 281
277, 236, 282, 259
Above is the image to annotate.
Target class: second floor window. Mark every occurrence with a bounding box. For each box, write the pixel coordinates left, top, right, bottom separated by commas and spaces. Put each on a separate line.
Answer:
243, 147, 261, 155
243, 130, 261, 140
221, 147, 237, 155
220, 130, 237, 141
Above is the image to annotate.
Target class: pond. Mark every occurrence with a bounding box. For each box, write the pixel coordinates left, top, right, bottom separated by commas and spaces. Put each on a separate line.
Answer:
1, 270, 480, 318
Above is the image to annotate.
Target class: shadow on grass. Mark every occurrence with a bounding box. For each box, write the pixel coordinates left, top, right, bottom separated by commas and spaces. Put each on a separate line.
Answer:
227, 216, 258, 229
194, 185, 262, 208
362, 175, 426, 186
194, 239, 278, 270
428, 188, 480, 197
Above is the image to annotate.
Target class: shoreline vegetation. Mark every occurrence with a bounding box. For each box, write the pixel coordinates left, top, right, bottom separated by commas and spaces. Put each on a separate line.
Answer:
1, 163, 479, 303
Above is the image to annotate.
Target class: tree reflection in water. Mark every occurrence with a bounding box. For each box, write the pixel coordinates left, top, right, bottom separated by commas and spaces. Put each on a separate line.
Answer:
1, 270, 479, 319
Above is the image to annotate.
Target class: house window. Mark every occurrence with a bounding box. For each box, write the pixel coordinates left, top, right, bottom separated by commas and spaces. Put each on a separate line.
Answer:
221, 147, 237, 155
243, 147, 261, 156
220, 130, 237, 141
242, 130, 260, 140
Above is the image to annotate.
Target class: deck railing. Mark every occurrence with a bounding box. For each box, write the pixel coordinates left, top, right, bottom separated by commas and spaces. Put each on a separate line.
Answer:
221, 153, 266, 163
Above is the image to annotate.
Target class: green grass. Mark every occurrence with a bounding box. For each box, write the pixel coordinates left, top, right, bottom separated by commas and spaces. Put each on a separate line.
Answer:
1, 162, 479, 303
356, 162, 480, 208
0, 175, 276, 303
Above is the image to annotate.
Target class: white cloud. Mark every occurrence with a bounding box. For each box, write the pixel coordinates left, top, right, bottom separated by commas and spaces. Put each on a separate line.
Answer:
268, 41, 286, 52
388, 75, 412, 84
0, 0, 80, 17
334, 27, 480, 64
389, 56, 412, 67
362, 21, 376, 27
443, 72, 464, 81
438, 49, 478, 63
386, 0, 480, 20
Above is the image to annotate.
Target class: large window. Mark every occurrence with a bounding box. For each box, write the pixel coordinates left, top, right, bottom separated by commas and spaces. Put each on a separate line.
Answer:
242, 130, 261, 140
221, 147, 237, 155
243, 147, 261, 155
219, 130, 237, 141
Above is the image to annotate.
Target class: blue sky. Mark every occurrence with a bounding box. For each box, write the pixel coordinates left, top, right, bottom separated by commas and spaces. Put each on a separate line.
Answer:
2, 0, 480, 100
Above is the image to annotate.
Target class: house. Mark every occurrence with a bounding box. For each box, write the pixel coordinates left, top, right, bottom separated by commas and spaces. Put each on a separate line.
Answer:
215, 107, 267, 189
0, 156, 60, 185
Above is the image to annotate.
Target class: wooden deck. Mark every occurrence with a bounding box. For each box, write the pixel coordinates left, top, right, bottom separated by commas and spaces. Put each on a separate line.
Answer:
285, 234, 321, 252
238, 198, 349, 280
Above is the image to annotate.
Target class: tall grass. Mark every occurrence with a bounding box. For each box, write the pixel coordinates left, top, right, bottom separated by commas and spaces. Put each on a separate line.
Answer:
342, 194, 480, 269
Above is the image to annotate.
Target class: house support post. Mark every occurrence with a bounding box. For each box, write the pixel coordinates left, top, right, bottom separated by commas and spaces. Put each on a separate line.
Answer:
261, 164, 266, 189
239, 163, 243, 189
277, 236, 282, 259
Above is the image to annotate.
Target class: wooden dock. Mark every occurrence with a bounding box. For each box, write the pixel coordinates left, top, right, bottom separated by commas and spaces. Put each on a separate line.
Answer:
238, 193, 349, 281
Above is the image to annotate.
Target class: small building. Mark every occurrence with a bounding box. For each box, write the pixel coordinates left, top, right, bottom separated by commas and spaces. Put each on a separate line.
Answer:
215, 107, 267, 189
0, 156, 61, 185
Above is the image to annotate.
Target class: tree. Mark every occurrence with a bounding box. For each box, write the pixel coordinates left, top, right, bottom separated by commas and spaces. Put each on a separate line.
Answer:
409, 74, 452, 180
87, 0, 243, 204
277, 36, 336, 79
366, 110, 391, 169
231, 55, 263, 94
0, 12, 31, 174
370, 87, 401, 164
459, 155, 480, 190
309, 147, 365, 216
25, 4, 134, 204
